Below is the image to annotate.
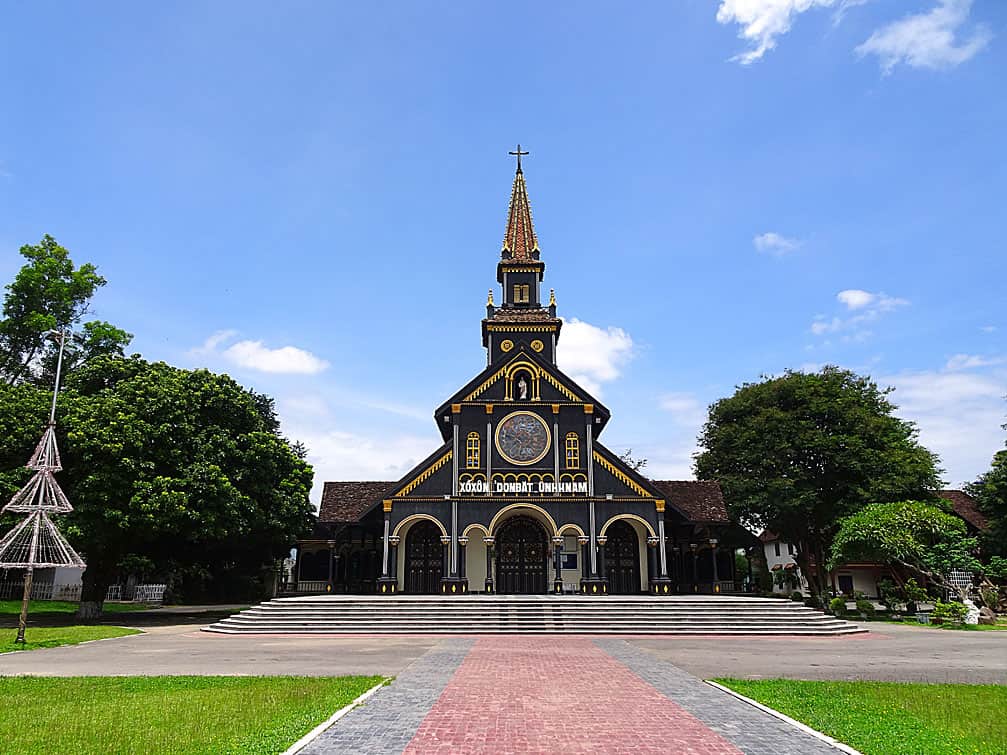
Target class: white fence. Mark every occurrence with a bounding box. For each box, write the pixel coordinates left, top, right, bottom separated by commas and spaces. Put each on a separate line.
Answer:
105, 583, 167, 604
0, 581, 81, 601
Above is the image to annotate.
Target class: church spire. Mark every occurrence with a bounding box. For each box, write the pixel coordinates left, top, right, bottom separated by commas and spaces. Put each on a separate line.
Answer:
502, 145, 539, 260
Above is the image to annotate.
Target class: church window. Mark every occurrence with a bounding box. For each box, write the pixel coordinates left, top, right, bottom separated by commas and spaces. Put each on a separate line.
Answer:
565, 432, 579, 469
466, 432, 480, 468
513, 284, 530, 303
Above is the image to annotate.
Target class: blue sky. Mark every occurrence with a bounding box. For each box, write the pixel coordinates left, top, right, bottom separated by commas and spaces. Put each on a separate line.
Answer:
2, 1, 1004, 500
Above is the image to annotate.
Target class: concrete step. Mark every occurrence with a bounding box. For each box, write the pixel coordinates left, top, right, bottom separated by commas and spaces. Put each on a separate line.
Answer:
204, 595, 864, 635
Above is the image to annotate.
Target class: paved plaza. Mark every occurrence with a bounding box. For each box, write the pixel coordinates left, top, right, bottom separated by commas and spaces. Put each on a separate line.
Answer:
2, 622, 1004, 753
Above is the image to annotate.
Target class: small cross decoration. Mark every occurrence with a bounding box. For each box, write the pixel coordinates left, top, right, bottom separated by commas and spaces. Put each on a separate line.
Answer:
509, 144, 529, 170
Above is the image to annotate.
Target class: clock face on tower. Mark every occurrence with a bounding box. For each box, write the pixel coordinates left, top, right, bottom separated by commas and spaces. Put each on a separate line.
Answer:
495, 411, 551, 465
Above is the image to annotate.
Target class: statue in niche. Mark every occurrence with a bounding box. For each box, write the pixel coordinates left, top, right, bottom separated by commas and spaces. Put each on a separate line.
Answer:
517, 375, 529, 400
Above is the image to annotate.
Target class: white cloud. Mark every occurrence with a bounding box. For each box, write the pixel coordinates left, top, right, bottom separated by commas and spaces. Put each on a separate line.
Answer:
190, 329, 238, 356
856, 0, 991, 73
557, 318, 634, 397
190, 330, 329, 374
980, 325, 997, 334
716, 0, 839, 64
946, 353, 1006, 371
836, 289, 874, 310
884, 366, 1006, 485
224, 341, 329, 375
659, 392, 707, 426
753, 232, 802, 256
811, 289, 909, 338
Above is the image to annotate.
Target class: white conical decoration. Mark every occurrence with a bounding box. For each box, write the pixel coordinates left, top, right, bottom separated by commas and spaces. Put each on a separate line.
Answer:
27, 423, 62, 471
0, 510, 85, 569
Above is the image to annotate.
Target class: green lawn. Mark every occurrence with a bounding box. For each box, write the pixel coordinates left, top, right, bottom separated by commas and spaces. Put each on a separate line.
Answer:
0, 599, 154, 615
717, 679, 1007, 755
0, 625, 141, 653
0, 676, 384, 755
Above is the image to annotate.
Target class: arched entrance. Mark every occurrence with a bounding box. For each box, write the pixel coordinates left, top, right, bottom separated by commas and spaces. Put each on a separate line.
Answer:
606, 520, 641, 594
405, 521, 443, 594
495, 516, 548, 594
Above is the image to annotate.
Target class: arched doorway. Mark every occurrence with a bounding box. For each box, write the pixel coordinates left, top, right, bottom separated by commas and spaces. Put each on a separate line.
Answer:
606, 520, 641, 594
496, 516, 548, 594
405, 521, 443, 594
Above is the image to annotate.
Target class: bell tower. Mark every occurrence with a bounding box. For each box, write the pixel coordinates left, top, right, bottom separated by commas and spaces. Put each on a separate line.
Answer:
482, 147, 561, 364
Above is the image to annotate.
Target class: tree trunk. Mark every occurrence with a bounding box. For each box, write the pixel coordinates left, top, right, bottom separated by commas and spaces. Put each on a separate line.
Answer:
750, 545, 772, 592
76, 563, 113, 621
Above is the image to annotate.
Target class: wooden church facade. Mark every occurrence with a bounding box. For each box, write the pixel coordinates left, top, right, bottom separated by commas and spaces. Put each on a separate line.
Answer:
293, 158, 740, 596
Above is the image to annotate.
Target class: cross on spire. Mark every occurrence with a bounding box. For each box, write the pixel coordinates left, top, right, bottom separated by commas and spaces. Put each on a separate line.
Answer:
508, 144, 529, 172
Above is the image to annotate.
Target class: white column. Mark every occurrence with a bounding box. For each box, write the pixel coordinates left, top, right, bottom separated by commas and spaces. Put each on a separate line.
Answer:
658, 518, 668, 578
452, 424, 459, 496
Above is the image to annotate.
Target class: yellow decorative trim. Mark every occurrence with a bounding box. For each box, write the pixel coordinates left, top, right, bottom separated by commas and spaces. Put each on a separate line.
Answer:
464, 356, 573, 402
487, 289, 494, 306
485, 324, 558, 333
488, 503, 559, 536
500, 339, 514, 352
395, 451, 452, 497
485, 404, 494, 414
499, 266, 540, 273
451, 403, 462, 414
655, 499, 665, 513
584, 404, 594, 414
382, 499, 393, 512
556, 522, 586, 536
531, 339, 544, 352
464, 372, 504, 401
551, 403, 560, 414
600, 514, 657, 538
542, 371, 579, 402
392, 514, 448, 538
593, 451, 652, 498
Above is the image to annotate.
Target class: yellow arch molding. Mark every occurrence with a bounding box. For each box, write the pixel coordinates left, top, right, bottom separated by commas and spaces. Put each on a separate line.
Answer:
392, 514, 448, 538
488, 503, 559, 536
599, 514, 657, 538
462, 523, 491, 538
556, 522, 586, 537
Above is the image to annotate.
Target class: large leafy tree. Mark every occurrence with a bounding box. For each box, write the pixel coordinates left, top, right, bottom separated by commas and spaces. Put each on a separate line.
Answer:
829, 501, 982, 599
0, 356, 315, 618
695, 367, 941, 599
966, 423, 1007, 559
0, 235, 131, 385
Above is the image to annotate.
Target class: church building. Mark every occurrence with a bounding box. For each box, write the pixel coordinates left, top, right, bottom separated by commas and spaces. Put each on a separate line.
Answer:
293, 155, 741, 596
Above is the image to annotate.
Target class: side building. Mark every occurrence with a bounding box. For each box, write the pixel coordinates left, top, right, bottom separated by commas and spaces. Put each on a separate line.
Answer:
293, 160, 747, 595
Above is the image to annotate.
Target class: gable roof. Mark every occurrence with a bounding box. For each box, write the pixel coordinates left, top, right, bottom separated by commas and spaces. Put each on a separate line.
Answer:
939, 489, 989, 532
433, 347, 610, 439
319, 481, 393, 523
650, 480, 730, 523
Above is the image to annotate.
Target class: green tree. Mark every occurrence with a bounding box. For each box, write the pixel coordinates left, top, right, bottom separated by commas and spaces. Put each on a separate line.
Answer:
0, 235, 131, 385
0, 356, 315, 618
695, 367, 941, 599
966, 439, 1007, 559
829, 501, 982, 599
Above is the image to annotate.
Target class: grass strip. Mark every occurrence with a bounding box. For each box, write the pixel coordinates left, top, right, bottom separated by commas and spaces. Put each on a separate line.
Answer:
0, 675, 383, 755
0, 599, 155, 615
716, 678, 1007, 755
0, 625, 141, 653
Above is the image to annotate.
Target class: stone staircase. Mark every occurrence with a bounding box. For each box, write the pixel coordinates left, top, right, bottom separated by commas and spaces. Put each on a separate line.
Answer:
204, 595, 865, 636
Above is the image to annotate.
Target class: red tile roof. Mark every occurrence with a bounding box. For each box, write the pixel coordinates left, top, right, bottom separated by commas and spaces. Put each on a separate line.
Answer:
485, 307, 560, 324
650, 480, 730, 523
319, 481, 393, 523
502, 167, 539, 259
939, 489, 989, 532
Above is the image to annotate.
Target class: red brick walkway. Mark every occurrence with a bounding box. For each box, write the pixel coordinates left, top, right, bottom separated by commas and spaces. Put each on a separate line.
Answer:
403, 637, 743, 754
